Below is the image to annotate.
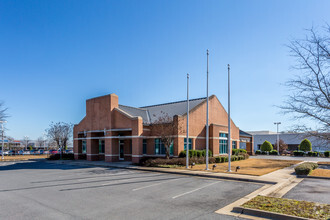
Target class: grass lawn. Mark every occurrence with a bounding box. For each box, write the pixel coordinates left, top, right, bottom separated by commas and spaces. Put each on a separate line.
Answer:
310, 169, 330, 177
0, 155, 49, 161
242, 195, 330, 220
176, 159, 300, 176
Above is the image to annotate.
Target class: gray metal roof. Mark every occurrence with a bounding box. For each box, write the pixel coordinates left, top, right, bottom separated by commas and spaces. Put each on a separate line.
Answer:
239, 130, 252, 137
118, 97, 206, 124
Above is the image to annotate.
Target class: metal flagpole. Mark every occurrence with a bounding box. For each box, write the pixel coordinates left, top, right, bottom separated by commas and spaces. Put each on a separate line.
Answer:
186, 73, 190, 169
227, 64, 232, 172
206, 50, 209, 170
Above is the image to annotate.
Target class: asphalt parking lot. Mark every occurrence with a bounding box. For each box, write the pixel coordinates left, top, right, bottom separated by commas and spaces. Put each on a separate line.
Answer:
284, 178, 330, 204
0, 160, 263, 220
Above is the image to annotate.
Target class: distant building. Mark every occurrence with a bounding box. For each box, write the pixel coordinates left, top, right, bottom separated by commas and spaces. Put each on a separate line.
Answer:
248, 130, 329, 152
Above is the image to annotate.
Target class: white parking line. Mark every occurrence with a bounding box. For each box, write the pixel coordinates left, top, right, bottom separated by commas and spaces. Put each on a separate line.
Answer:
132, 178, 182, 191
172, 181, 219, 199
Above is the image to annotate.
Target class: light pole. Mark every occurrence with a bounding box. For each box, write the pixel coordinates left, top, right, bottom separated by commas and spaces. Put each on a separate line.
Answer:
205, 49, 209, 170
186, 73, 190, 169
43, 133, 47, 154
274, 122, 281, 155
1, 121, 7, 160
24, 135, 29, 150
227, 64, 232, 172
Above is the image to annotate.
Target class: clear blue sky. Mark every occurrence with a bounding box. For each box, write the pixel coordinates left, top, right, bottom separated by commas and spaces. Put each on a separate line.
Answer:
1, 0, 329, 140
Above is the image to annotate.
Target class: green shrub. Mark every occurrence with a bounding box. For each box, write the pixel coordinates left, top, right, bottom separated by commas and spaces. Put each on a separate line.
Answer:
299, 139, 312, 152
178, 150, 212, 158
269, 150, 278, 155
294, 162, 318, 175
307, 151, 319, 157
255, 150, 261, 155
260, 141, 273, 152
240, 152, 249, 160
231, 156, 238, 161
179, 151, 186, 158
232, 149, 247, 155
324, 151, 330, 157
215, 157, 221, 163
293, 150, 305, 156
237, 155, 244, 161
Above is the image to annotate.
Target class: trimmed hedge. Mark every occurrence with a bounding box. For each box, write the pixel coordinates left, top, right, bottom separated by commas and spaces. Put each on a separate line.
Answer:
324, 151, 330, 157
142, 153, 249, 167
179, 150, 212, 158
269, 150, 278, 155
232, 149, 247, 155
293, 150, 305, 156
294, 162, 318, 175
299, 139, 312, 152
307, 151, 319, 157
255, 150, 267, 155
260, 141, 273, 152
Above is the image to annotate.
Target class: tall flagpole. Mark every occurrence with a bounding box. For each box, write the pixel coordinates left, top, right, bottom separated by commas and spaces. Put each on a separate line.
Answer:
227, 64, 232, 172
186, 74, 190, 169
206, 50, 209, 170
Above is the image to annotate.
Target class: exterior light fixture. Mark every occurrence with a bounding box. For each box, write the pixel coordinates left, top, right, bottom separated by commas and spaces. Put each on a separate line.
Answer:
236, 166, 240, 172
191, 162, 195, 169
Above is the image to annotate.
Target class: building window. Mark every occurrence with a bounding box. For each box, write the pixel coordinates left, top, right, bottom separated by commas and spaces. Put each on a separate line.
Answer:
143, 139, 147, 154
220, 133, 228, 138
99, 140, 105, 154
232, 141, 237, 149
219, 140, 228, 154
184, 138, 192, 151
154, 139, 173, 155
82, 140, 87, 154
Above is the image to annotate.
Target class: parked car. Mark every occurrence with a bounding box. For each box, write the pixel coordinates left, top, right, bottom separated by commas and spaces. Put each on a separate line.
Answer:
23, 151, 31, 155
49, 150, 58, 154
18, 150, 24, 155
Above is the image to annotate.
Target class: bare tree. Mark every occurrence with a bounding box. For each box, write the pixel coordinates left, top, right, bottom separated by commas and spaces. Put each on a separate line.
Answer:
36, 137, 46, 149
22, 136, 31, 150
151, 112, 183, 159
0, 101, 8, 121
274, 139, 288, 154
46, 122, 73, 158
281, 25, 330, 144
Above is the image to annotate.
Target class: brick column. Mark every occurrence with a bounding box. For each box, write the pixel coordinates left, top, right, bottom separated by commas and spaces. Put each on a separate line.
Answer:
131, 117, 143, 164
209, 125, 219, 156
87, 133, 99, 161
105, 134, 119, 162
74, 139, 82, 160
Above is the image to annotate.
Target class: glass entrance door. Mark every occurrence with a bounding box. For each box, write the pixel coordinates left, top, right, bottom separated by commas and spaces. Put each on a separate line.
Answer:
119, 140, 124, 160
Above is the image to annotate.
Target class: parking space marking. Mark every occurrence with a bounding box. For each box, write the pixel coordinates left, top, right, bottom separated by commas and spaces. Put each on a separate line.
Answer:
172, 181, 219, 199
132, 177, 183, 191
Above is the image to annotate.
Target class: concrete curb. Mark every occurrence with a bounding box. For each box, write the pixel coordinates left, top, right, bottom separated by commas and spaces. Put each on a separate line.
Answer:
47, 160, 277, 185
305, 175, 330, 180
233, 207, 310, 220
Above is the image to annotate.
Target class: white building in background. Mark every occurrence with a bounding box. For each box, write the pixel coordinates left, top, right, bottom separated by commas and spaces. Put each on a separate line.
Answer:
248, 131, 329, 152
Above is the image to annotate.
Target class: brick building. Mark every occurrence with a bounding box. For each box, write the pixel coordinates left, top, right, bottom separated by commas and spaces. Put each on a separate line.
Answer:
73, 93, 251, 163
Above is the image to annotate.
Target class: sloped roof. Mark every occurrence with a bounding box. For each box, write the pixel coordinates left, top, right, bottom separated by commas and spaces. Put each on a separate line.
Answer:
239, 130, 252, 137
118, 97, 206, 124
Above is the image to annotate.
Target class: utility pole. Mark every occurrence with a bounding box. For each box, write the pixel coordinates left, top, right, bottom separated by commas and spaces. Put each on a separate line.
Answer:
274, 122, 281, 155
206, 49, 209, 170
1, 121, 7, 160
227, 64, 232, 172
186, 73, 190, 169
